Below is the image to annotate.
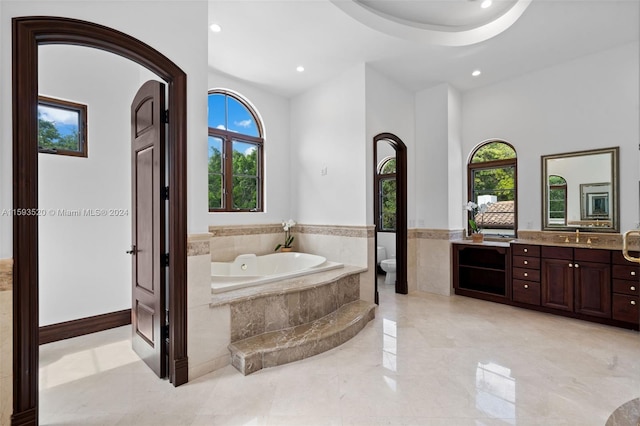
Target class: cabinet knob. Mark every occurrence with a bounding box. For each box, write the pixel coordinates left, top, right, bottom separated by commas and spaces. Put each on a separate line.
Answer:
569, 263, 573, 268
524, 260, 528, 265
631, 286, 636, 291
631, 300, 637, 306
523, 272, 528, 277
524, 284, 529, 289
631, 271, 636, 276
523, 248, 528, 253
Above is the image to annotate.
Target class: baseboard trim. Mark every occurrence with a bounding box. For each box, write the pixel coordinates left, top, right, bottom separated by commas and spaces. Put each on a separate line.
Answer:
39, 309, 131, 345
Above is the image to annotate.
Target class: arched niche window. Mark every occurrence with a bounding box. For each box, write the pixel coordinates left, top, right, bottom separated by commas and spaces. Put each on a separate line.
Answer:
548, 175, 567, 225
468, 141, 517, 237
376, 156, 396, 232
208, 89, 264, 212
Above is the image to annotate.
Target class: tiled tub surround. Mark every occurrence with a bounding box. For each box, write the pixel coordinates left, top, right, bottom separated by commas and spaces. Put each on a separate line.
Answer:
188, 230, 375, 380
217, 266, 375, 375
0, 258, 12, 426
209, 224, 375, 302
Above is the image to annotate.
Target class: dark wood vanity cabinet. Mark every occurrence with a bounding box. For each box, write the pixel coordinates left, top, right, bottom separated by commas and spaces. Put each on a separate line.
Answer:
454, 241, 637, 329
452, 242, 510, 304
512, 244, 541, 306
540, 246, 611, 318
573, 249, 612, 318
541, 253, 574, 312
611, 251, 639, 324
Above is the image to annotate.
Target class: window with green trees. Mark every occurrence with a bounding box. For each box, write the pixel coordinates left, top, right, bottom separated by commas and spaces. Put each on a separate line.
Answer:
468, 141, 517, 237
548, 175, 567, 224
376, 157, 396, 232
38, 96, 87, 157
208, 90, 263, 212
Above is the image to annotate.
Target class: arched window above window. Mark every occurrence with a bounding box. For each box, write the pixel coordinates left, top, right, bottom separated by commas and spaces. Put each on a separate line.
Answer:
379, 157, 396, 174
467, 140, 517, 237
208, 90, 264, 212
548, 175, 567, 225
376, 156, 396, 232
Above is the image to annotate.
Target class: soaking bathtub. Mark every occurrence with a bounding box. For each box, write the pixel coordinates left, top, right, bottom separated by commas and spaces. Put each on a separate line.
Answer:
211, 252, 344, 293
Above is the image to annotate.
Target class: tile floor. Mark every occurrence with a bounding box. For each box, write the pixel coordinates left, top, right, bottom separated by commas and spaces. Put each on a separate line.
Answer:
39, 278, 640, 425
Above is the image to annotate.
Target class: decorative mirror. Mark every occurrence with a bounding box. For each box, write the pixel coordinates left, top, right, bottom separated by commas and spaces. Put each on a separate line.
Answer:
542, 147, 619, 232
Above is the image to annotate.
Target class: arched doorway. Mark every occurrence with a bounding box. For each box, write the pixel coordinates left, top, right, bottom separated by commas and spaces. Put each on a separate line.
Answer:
373, 133, 407, 301
12, 17, 188, 424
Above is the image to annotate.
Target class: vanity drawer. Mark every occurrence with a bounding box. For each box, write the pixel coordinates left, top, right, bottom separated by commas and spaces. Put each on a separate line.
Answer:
612, 294, 639, 324
513, 255, 540, 269
612, 251, 640, 265
512, 267, 540, 282
613, 280, 640, 296
512, 279, 541, 305
541, 246, 572, 260
512, 244, 540, 257
574, 248, 610, 263
613, 264, 639, 281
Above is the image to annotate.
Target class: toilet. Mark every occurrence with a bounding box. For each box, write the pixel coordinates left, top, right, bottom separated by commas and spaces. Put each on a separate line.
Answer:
380, 258, 397, 285
377, 246, 387, 274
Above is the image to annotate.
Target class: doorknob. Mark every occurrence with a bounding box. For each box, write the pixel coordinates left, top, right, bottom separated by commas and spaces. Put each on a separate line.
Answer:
622, 230, 640, 264
126, 245, 137, 255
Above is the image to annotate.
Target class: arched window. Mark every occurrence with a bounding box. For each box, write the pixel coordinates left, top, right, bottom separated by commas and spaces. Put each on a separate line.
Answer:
208, 90, 263, 211
467, 141, 517, 237
376, 156, 396, 232
548, 175, 567, 225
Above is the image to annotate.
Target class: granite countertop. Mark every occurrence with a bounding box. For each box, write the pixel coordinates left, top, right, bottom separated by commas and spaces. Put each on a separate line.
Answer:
509, 238, 626, 251
453, 230, 640, 252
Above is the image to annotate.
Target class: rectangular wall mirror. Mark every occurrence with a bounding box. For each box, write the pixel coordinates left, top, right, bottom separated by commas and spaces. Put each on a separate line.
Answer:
542, 147, 619, 232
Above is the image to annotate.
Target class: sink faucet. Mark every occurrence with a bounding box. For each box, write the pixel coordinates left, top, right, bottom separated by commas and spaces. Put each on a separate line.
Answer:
576, 229, 580, 243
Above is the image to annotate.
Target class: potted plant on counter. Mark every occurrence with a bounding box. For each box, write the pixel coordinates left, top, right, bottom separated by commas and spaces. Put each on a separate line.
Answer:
275, 219, 296, 252
465, 201, 492, 243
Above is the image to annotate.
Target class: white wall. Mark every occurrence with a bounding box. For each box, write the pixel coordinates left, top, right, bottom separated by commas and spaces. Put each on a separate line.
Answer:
207, 71, 291, 225
364, 66, 415, 226
0, 0, 210, 260
415, 84, 463, 230
290, 64, 368, 226
462, 42, 639, 232
38, 45, 141, 325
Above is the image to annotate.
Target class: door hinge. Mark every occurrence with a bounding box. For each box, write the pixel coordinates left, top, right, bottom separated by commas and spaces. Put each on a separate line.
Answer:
162, 186, 169, 200
162, 109, 169, 124
161, 324, 169, 340
162, 253, 169, 267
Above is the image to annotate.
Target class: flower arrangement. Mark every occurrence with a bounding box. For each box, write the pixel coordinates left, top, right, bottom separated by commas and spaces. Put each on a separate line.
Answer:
464, 201, 492, 234
274, 219, 296, 251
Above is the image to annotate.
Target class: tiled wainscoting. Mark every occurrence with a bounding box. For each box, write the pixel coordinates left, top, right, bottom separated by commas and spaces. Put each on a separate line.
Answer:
0, 258, 13, 426
410, 229, 464, 296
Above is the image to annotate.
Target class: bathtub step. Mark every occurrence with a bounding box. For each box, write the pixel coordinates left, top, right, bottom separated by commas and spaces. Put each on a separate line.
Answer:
228, 299, 376, 375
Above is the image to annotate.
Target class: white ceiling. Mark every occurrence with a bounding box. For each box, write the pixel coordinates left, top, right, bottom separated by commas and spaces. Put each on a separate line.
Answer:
208, 0, 639, 98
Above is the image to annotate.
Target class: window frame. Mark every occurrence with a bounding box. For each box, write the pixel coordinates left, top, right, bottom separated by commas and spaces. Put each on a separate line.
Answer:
37, 95, 88, 157
467, 141, 518, 238
375, 156, 397, 233
208, 90, 264, 212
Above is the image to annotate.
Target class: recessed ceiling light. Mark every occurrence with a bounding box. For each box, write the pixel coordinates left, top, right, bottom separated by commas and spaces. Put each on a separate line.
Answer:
481, 0, 492, 8
472, 70, 482, 77
209, 23, 222, 33
296, 66, 305, 72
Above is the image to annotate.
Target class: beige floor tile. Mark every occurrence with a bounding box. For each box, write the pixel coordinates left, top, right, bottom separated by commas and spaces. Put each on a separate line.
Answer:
38, 277, 640, 425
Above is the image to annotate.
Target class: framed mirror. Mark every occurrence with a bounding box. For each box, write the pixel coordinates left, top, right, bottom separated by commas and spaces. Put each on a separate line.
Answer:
542, 147, 619, 232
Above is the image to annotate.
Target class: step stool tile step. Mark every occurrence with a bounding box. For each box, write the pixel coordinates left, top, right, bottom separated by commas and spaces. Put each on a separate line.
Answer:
228, 300, 375, 375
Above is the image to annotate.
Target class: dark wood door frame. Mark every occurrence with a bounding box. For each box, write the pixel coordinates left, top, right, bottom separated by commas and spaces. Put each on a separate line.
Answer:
373, 133, 408, 301
12, 17, 188, 425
